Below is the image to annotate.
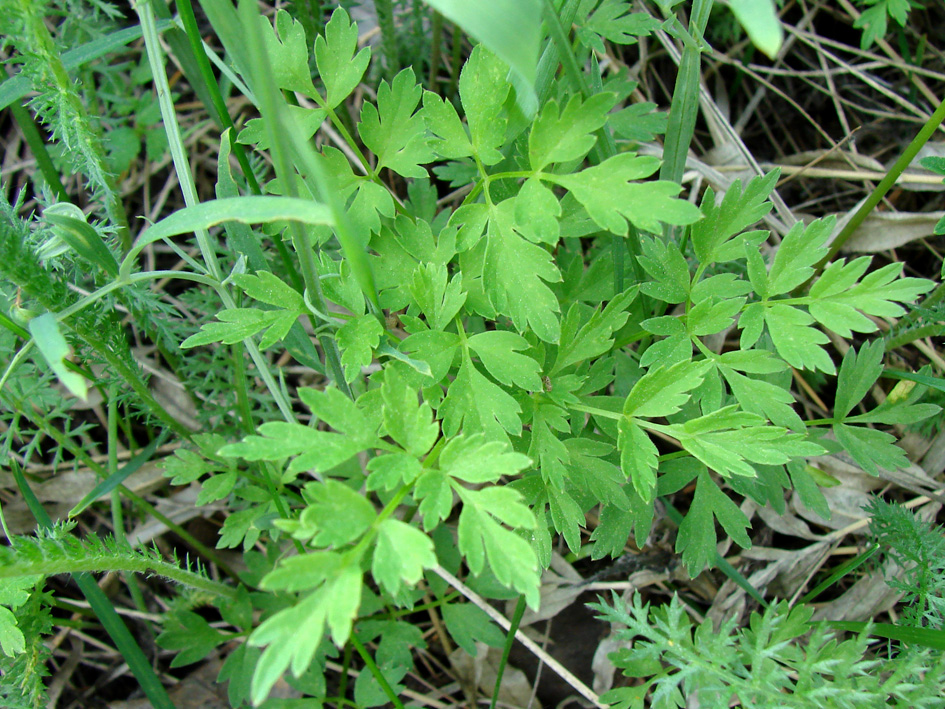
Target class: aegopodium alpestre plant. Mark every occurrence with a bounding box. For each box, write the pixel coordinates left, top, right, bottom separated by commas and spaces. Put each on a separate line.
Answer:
157, 5, 937, 703
0, 0, 940, 705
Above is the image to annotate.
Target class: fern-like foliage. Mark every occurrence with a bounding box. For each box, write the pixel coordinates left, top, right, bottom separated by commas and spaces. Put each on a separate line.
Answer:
0, 522, 236, 599
867, 496, 945, 629
590, 592, 945, 708
0, 0, 128, 238
0, 584, 52, 709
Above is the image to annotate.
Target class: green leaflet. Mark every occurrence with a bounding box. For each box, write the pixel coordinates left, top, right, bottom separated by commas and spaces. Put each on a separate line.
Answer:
315, 7, 371, 109
676, 471, 752, 576
548, 152, 703, 234
439, 349, 523, 440
528, 92, 617, 171
458, 45, 511, 166
575, 0, 662, 53
372, 519, 437, 595
358, 68, 435, 178
337, 314, 384, 382
482, 196, 562, 344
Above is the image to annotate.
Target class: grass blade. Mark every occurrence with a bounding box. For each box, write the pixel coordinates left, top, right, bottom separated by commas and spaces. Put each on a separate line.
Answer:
422, 0, 540, 117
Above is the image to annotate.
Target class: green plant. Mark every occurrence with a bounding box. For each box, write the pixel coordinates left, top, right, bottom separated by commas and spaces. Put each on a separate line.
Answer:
0, 0, 943, 706
867, 497, 945, 630
590, 591, 945, 708
854, 0, 923, 49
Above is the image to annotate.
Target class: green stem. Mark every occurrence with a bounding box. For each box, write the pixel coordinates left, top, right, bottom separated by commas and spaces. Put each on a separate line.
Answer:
818, 96, 945, 269
571, 403, 622, 420
660, 0, 713, 187
174, 0, 262, 196
15, 0, 131, 251
540, 0, 638, 296
139, 0, 300, 421
232, 344, 256, 435
107, 386, 149, 617
2, 394, 237, 578
447, 22, 464, 100
0, 545, 237, 600
350, 632, 406, 709
236, 0, 356, 399
534, 0, 582, 105
490, 595, 527, 709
